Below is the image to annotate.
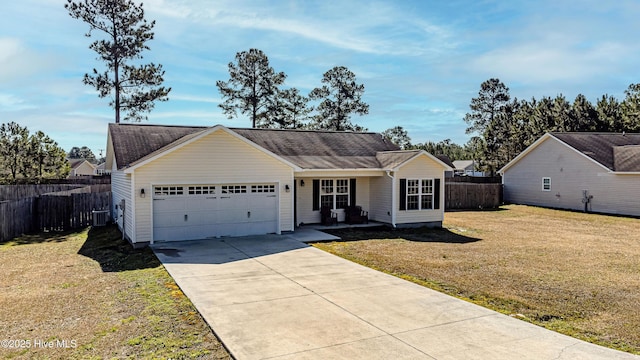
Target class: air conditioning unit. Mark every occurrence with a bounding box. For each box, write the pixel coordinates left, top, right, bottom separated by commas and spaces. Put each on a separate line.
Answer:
92, 210, 110, 227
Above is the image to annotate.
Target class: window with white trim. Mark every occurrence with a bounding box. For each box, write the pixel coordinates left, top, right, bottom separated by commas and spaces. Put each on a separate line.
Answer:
188, 186, 215, 195
407, 179, 434, 210
154, 186, 184, 195
251, 184, 275, 193
320, 179, 349, 209
221, 185, 247, 194
542, 177, 551, 191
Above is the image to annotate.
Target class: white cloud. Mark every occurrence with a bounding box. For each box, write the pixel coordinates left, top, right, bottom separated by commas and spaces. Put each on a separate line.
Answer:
146, 0, 452, 56
170, 94, 221, 104
0, 93, 35, 111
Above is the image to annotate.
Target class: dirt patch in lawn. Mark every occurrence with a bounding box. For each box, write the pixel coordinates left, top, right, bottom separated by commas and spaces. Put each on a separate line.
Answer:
313, 205, 640, 355
0, 225, 231, 360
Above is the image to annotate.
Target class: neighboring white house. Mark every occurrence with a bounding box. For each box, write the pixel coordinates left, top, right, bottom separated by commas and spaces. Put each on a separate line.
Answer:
105, 123, 452, 246
94, 162, 111, 176
452, 160, 486, 177
68, 158, 96, 177
499, 132, 640, 216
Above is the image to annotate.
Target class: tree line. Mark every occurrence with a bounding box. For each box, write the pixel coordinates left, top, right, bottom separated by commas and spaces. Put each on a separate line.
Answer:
463, 78, 640, 174
0, 122, 70, 184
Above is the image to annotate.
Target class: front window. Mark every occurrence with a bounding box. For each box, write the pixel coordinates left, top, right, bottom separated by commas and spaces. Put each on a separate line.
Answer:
320, 179, 350, 209
406, 179, 434, 210
542, 177, 551, 191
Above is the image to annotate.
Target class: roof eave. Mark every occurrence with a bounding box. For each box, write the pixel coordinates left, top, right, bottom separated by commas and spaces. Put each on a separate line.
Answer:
296, 168, 386, 172
391, 150, 453, 172
499, 133, 613, 174
611, 171, 640, 175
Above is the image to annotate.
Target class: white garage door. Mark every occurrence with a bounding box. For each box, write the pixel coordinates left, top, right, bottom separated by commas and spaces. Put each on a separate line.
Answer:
153, 184, 278, 241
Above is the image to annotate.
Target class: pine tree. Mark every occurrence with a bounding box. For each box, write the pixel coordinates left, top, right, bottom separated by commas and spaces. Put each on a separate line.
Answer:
216, 49, 286, 128
309, 66, 369, 131
66, 0, 170, 123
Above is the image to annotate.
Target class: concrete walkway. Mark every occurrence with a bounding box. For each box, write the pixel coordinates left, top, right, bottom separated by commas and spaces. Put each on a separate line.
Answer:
152, 235, 639, 360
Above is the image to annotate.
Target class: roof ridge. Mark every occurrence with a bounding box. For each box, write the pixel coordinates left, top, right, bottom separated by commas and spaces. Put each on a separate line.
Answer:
376, 149, 420, 153
552, 131, 640, 135
109, 122, 209, 129
231, 127, 379, 135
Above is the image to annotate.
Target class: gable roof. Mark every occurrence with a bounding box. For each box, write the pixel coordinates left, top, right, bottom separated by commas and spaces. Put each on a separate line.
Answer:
68, 158, 95, 170
376, 150, 423, 169
435, 155, 455, 169
452, 160, 476, 170
108, 123, 416, 171
108, 123, 208, 170
551, 132, 640, 172
499, 132, 640, 174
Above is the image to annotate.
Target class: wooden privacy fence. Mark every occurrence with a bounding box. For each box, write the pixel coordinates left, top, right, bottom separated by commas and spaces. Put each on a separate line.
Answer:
36, 192, 111, 232
0, 198, 35, 242
0, 184, 86, 201
0, 191, 111, 242
445, 183, 503, 210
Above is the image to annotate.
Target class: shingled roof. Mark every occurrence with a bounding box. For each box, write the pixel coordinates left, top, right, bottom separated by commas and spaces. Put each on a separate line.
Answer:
552, 132, 640, 172
108, 123, 411, 170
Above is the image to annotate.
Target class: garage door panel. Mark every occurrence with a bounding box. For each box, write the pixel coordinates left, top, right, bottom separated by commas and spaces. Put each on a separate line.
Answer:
244, 221, 277, 235
186, 210, 219, 225
248, 209, 277, 222
187, 197, 218, 211
153, 184, 278, 242
155, 226, 188, 242
155, 211, 189, 228
183, 224, 218, 239
215, 223, 236, 237
153, 197, 186, 212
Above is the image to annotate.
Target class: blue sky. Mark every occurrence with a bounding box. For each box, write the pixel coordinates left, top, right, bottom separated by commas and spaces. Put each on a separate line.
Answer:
2, 0, 640, 157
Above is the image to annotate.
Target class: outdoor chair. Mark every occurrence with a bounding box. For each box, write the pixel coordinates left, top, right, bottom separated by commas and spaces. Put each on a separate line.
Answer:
320, 206, 338, 226
345, 205, 368, 224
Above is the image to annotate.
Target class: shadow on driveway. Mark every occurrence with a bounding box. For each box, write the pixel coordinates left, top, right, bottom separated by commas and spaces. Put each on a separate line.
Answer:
151, 234, 310, 265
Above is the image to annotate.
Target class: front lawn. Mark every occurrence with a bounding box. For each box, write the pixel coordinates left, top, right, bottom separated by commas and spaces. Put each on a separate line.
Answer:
313, 205, 640, 355
0, 225, 231, 359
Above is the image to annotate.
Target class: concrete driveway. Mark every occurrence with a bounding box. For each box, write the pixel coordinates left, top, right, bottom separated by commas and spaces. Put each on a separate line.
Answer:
152, 234, 639, 360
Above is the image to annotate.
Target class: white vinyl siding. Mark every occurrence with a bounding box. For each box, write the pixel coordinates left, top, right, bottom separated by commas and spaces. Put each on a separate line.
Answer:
396, 154, 445, 224
133, 130, 294, 243
369, 175, 392, 223
110, 167, 133, 242
503, 137, 640, 216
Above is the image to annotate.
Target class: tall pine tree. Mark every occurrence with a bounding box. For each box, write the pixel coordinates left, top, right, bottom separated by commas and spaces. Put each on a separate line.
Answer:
66, 0, 170, 123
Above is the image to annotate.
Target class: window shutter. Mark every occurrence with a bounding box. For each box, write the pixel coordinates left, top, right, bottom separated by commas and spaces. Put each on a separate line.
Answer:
434, 178, 441, 209
350, 178, 356, 206
312, 179, 320, 211
399, 179, 406, 210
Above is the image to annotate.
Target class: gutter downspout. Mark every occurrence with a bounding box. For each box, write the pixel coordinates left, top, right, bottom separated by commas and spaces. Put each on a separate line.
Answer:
386, 170, 396, 228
